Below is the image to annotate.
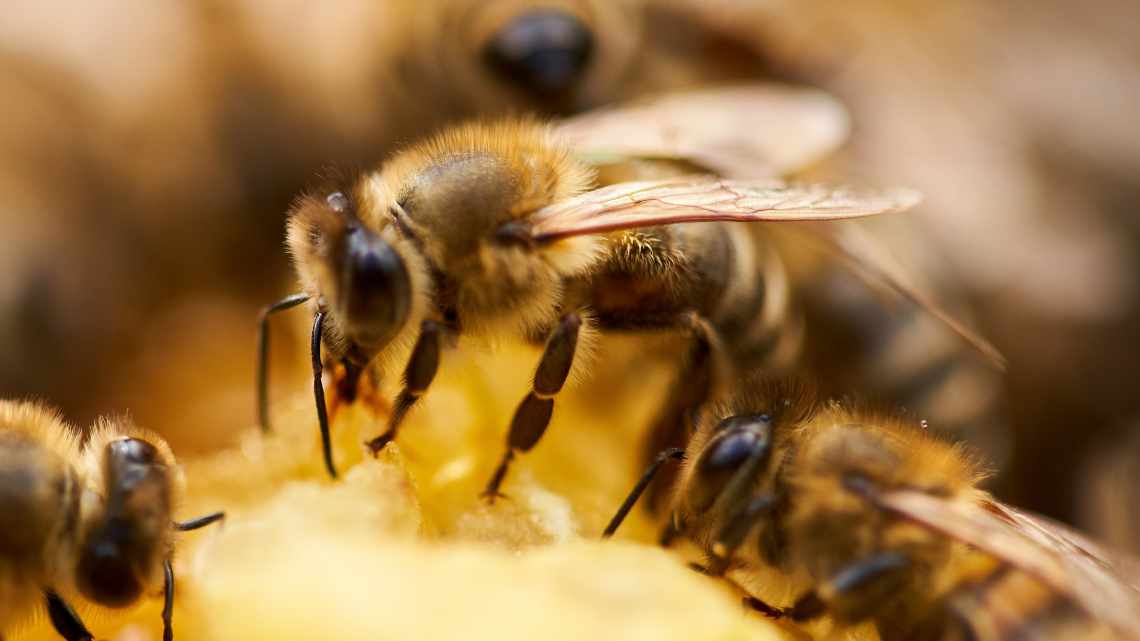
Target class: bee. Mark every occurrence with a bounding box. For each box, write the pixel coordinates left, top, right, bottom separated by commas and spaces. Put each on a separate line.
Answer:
0, 400, 223, 641
603, 378, 1140, 641
256, 83, 1001, 498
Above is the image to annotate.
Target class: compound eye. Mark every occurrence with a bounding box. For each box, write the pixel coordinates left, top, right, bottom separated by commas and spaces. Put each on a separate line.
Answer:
484, 9, 594, 96
684, 413, 774, 515
327, 191, 350, 213
702, 414, 773, 471
109, 438, 158, 466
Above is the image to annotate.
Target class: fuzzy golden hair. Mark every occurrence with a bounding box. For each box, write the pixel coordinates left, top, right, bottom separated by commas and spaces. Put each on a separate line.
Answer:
0, 400, 82, 464
363, 118, 599, 338
0, 401, 84, 632
789, 403, 990, 500
366, 118, 594, 226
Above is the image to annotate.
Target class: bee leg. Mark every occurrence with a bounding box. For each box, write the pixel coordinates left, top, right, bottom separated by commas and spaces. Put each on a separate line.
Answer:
679, 564, 786, 619
744, 596, 788, 619
705, 492, 778, 576
786, 551, 912, 622
365, 320, 442, 454
601, 447, 686, 538
45, 591, 93, 641
311, 309, 338, 479
482, 312, 581, 502
336, 360, 364, 404
256, 293, 311, 433
642, 313, 730, 512
658, 516, 683, 547
162, 559, 175, 641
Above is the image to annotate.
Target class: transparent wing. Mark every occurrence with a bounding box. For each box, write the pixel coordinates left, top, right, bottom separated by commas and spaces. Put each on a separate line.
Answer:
797, 222, 1007, 370
556, 84, 850, 178
528, 177, 921, 242
873, 489, 1140, 636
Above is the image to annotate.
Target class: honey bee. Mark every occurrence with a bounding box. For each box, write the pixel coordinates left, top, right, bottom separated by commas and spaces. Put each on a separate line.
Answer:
256, 84, 1001, 497
0, 400, 223, 641
604, 378, 1140, 641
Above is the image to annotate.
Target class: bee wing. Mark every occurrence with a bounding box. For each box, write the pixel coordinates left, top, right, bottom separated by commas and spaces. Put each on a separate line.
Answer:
873, 489, 1140, 635
528, 177, 921, 241
555, 84, 850, 177
797, 222, 1008, 370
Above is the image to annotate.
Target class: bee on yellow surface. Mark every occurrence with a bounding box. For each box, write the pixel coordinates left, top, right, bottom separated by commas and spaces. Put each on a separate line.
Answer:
605, 378, 1140, 641
257, 84, 999, 499
0, 400, 223, 641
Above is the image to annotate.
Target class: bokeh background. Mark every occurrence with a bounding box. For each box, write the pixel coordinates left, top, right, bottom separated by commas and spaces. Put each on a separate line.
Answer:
2, 0, 1138, 553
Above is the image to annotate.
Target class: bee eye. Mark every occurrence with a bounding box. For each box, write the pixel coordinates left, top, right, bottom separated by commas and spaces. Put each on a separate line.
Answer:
484, 9, 594, 96
702, 414, 774, 470
684, 413, 774, 515
327, 191, 350, 213
703, 430, 761, 470
109, 438, 158, 466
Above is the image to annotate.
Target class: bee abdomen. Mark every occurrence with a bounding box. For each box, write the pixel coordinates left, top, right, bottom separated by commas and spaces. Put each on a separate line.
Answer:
712, 228, 803, 374
943, 566, 1102, 641
0, 432, 78, 584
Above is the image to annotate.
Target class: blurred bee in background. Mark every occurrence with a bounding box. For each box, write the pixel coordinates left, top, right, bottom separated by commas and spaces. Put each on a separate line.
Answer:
604, 377, 1140, 641
0, 0, 780, 452
0, 400, 223, 641
656, 0, 1140, 536
256, 84, 1006, 500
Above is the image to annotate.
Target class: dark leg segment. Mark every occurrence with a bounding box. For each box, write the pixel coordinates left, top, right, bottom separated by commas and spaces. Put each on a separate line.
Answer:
809, 551, 912, 622
162, 559, 175, 641
365, 320, 442, 454
641, 313, 730, 512
311, 310, 337, 479
336, 360, 365, 404
256, 293, 311, 433
45, 591, 93, 641
769, 551, 913, 623
602, 447, 686, 538
482, 312, 581, 501
705, 492, 777, 576
658, 517, 683, 548
174, 511, 226, 531
745, 596, 788, 619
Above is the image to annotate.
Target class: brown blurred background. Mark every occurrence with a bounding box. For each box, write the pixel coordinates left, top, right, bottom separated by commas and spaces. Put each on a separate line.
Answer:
1, 0, 1137, 551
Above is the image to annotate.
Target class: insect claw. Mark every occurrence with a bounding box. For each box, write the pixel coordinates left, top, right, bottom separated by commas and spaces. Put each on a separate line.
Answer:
744, 597, 788, 619
364, 433, 395, 456
480, 489, 510, 505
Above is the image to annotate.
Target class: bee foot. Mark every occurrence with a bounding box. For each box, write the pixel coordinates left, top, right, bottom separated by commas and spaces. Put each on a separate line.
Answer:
480, 489, 510, 505
744, 597, 787, 619
364, 433, 395, 456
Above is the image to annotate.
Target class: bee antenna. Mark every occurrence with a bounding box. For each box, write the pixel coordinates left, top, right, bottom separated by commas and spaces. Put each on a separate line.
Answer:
602, 448, 686, 539
173, 511, 226, 532
162, 559, 174, 641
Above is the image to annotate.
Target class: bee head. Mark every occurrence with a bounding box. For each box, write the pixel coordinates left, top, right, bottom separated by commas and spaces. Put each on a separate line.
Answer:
77, 437, 172, 608
483, 7, 594, 98
288, 191, 414, 360
683, 413, 775, 517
